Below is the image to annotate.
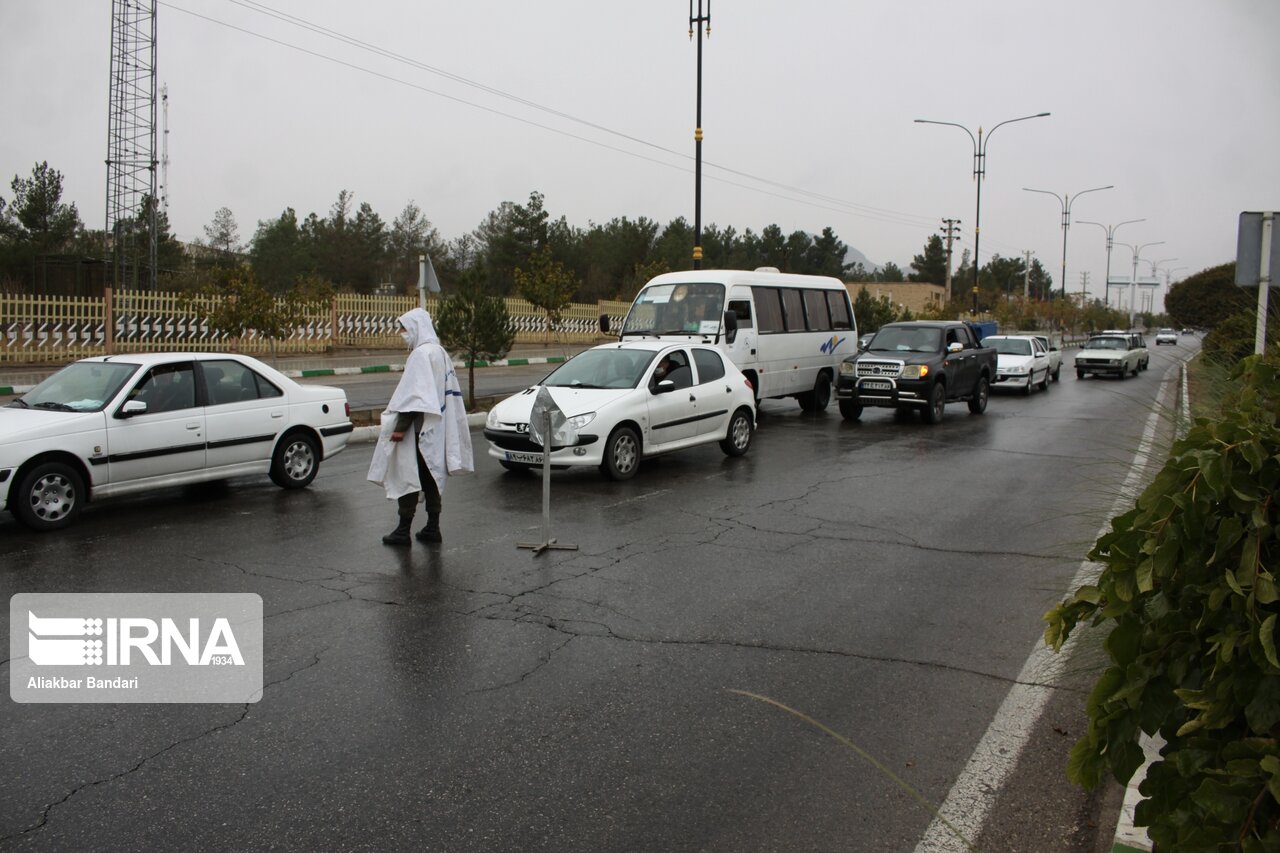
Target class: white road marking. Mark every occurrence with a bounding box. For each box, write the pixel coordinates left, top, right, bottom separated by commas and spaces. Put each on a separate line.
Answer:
914, 370, 1176, 852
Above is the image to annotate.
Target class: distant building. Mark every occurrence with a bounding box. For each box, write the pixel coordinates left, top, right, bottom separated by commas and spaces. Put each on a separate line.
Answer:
845, 282, 945, 315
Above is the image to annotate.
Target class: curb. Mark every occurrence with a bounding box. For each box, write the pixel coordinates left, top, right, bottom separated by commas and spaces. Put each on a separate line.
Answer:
282, 355, 568, 380
347, 413, 487, 445
1110, 728, 1162, 851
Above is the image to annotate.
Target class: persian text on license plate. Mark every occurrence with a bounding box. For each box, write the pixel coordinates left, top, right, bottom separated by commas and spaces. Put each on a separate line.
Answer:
861, 380, 892, 391
505, 451, 544, 464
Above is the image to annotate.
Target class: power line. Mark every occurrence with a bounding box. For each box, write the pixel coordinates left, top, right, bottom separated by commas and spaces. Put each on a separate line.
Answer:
159, 1, 939, 232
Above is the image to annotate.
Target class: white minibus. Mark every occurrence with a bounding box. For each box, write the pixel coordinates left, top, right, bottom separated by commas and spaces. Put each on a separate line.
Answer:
602, 268, 857, 411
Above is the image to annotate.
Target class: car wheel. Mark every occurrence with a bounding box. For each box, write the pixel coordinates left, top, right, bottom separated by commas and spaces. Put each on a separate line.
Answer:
923, 382, 946, 424
1039, 370, 1050, 390
270, 431, 320, 489
600, 425, 641, 481
499, 460, 534, 473
720, 408, 753, 457
839, 399, 863, 421
1052, 365, 1061, 382
14, 461, 85, 531
967, 376, 989, 414
1076, 369, 1085, 379
798, 373, 831, 413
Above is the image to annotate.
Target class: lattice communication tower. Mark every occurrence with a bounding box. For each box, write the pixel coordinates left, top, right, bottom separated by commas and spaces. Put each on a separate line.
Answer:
105, 0, 158, 291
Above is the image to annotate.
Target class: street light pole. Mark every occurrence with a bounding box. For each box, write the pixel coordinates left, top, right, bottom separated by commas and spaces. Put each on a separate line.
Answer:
915, 112, 1049, 309
1022, 185, 1113, 299
1117, 240, 1165, 327
1078, 218, 1145, 308
689, 1, 711, 271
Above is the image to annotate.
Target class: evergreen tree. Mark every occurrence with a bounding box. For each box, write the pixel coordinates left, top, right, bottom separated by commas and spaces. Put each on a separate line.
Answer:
909, 234, 948, 284
435, 268, 516, 404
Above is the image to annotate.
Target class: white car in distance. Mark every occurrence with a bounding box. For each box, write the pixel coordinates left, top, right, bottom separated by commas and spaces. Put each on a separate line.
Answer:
484, 341, 756, 480
986, 335, 1052, 395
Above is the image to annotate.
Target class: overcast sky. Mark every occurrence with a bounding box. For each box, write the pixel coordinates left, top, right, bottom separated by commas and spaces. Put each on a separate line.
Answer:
3, 1, 1278, 306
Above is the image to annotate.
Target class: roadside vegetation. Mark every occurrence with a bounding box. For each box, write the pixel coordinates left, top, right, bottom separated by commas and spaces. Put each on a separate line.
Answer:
1046, 263, 1280, 850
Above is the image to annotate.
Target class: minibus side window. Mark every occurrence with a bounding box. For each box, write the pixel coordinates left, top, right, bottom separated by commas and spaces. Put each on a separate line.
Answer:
753, 288, 784, 333
780, 288, 805, 332
827, 291, 854, 330
803, 290, 831, 331
727, 299, 753, 329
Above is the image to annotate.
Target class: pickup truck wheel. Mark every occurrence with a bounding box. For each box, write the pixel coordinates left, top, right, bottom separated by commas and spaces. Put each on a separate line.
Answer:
967, 377, 989, 414
923, 382, 945, 424
839, 399, 863, 421
798, 373, 831, 413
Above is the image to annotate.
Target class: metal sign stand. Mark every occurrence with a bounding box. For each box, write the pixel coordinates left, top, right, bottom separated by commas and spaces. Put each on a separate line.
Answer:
517, 409, 578, 555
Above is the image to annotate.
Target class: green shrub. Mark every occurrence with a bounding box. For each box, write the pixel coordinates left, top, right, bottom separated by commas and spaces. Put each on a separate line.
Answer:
1045, 355, 1280, 851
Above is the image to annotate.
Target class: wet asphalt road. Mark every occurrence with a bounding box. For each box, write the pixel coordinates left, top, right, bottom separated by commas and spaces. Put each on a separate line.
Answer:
1, 341, 1197, 852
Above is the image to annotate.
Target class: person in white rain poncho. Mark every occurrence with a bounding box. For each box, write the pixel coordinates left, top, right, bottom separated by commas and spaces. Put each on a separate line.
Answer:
367, 308, 473, 545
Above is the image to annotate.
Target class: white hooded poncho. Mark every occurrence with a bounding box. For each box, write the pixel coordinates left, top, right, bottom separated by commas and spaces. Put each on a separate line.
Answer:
366, 308, 474, 500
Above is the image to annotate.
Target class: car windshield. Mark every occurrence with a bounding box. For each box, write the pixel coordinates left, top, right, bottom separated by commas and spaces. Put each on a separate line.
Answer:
12, 361, 139, 412
620, 282, 726, 336
867, 326, 941, 353
542, 348, 657, 389
1084, 337, 1128, 351
989, 338, 1032, 356
1160, 329, 1175, 334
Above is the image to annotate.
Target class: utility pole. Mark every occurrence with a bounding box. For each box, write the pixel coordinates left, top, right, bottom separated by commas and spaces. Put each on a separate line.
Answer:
1023, 249, 1033, 300
1079, 271, 1090, 304
941, 218, 960, 305
688, 1, 711, 271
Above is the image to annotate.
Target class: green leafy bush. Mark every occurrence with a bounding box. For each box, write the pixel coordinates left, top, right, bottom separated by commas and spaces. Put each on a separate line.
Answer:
1045, 355, 1280, 851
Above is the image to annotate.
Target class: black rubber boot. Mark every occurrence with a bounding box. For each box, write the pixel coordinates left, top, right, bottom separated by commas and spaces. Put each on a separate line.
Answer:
415, 512, 442, 544
382, 517, 412, 546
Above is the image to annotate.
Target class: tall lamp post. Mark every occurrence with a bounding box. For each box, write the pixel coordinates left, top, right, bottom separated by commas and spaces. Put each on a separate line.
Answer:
1078, 218, 1145, 307
915, 112, 1050, 310
689, 1, 711, 270
1022, 185, 1113, 298
1145, 258, 1179, 315
1116, 240, 1165, 327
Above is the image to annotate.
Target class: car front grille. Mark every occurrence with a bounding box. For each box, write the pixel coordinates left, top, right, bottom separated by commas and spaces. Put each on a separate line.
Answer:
855, 359, 903, 378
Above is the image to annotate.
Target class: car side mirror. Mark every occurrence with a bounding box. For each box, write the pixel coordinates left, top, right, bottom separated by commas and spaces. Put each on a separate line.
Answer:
117, 399, 147, 419
653, 379, 676, 394
723, 310, 738, 344
598, 313, 611, 334
947, 342, 964, 354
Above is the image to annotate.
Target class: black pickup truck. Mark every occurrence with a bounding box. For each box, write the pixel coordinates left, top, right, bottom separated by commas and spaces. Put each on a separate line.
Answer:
834, 320, 996, 423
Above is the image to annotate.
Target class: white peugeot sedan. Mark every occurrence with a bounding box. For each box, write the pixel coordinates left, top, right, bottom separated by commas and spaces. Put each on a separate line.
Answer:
1, 353, 353, 530
484, 341, 756, 480
986, 335, 1052, 394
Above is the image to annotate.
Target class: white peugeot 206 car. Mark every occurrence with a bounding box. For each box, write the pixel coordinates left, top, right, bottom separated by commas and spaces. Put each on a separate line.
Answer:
1, 353, 353, 531
484, 341, 756, 480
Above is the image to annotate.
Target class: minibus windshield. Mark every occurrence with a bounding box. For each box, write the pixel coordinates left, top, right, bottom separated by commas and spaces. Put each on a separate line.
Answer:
620, 282, 726, 336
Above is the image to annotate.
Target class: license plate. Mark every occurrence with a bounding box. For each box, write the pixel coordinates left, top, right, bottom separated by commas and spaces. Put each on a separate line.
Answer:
861, 380, 892, 391
505, 451, 545, 464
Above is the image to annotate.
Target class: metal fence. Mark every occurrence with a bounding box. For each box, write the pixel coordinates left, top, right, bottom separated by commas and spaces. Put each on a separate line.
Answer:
0, 290, 633, 364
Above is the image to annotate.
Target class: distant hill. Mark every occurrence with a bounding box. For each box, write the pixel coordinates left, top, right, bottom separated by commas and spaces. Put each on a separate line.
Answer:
844, 246, 880, 274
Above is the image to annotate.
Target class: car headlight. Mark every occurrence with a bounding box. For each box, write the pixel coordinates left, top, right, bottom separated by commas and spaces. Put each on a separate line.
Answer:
900, 364, 928, 379
486, 409, 500, 429
839, 361, 855, 376
567, 412, 596, 430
